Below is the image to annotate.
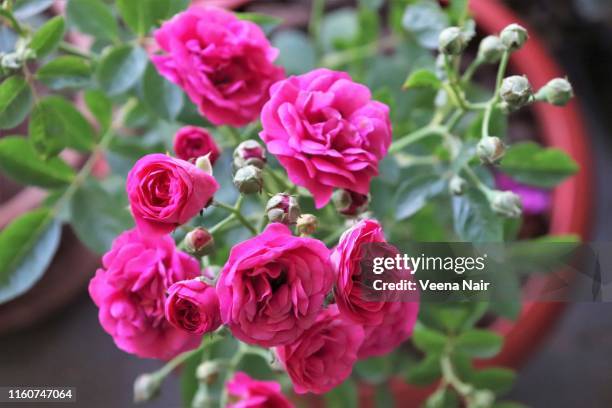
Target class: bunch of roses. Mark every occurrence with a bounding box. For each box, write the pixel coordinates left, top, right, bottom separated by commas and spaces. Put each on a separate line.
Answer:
89, 5, 418, 403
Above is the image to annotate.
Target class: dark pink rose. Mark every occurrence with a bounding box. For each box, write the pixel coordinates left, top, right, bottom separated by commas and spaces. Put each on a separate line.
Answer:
152, 7, 284, 126
216, 223, 333, 347
127, 153, 219, 236
260, 68, 392, 208
495, 172, 551, 215
226, 372, 294, 408
88, 229, 201, 360
173, 126, 221, 164
164, 279, 221, 335
275, 305, 364, 394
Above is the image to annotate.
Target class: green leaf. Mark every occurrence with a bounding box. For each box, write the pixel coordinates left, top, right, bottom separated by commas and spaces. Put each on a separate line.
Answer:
179, 348, 203, 407
36, 56, 92, 89
404, 353, 441, 385
453, 188, 504, 242
403, 69, 441, 90
272, 30, 316, 75
469, 367, 516, 394
116, 0, 171, 36
29, 96, 96, 156
0, 76, 32, 130
30, 16, 65, 58
500, 142, 579, 188
0, 209, 60, 304
0, 136, 74, 188
455, 329, 503, 358
395, 173, 446, 220
96, 44, 148, 96
402, 1, 449, 50
324, 379, 358, 408
355, 355, 394, 385
66, 0, 118, 41
84, 89, 112, 131
321, 8, 359, 51
413, 325, 447, 353
69, 180, 134, 254
13, 0, 53, 19
142, 62, 183, 120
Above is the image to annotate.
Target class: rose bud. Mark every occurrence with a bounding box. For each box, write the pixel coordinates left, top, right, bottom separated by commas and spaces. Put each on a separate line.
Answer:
332, 189, 370, 217
164, 279, 222, 335
183, 227, 214, 257
536, 78, 574, 106
449, 175, 467, 196
173, 126, 220, 164
490, 190, 523, 218
296, 214, 318, 236
477, 136, 506, 164
438, 26, 467, 56
500, 23, 528, 51
233, 140, 267, 170
478, 35, 506, 63
133, 374, 161, 403
500, 75, 532, 109
233, 165, 263, 195
196, 361, 222, 384
266, 193, 301, 225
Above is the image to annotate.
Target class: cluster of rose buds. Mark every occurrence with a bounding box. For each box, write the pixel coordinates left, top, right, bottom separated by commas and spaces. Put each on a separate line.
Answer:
232, 140, 266, 195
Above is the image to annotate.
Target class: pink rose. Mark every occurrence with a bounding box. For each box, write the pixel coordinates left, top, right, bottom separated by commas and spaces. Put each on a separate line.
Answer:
88, 229, 201, 360
173, 126, 221, 164
275, 305, 364, 394
226, 372, 294, 408
260, 68, 392, 208
164, 279, 221, 335
331, 219, 419, 358
216, 223, 333, 347
152, 7, 284, 126
127, 153, 219, 236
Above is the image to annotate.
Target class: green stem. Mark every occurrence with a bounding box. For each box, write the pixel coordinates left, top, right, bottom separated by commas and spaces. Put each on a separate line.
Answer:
440, 354, 473, 397
213, 199, 257, 235
461, 57, 483, 83
208, 214, 237, 235
58, 41, 92, 59
389, 125, 447, 154
463, 166, 493, 198
482, 51, 510, 139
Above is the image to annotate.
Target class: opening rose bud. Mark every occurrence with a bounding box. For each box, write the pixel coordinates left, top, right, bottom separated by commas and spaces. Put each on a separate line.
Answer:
164, 279, 222, 335
233, 140, 267, 170
490, 190, 523, 218
477, 136, 506, 164
183, 227, 214, 257
266, 193, 301, 225
332, 189, 370, 217
296, 214, 318, 236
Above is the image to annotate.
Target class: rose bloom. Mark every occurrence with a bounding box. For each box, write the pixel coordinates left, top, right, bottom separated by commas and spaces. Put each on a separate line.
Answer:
216, 223, 333, 347
275, 305, 364, 394
164, 278, 221, 335
226, 372, 294, 408
152, 7, 284, 126
89, 229, 201, 360
173, 126, 221, 164
127, 153, 219, 236
260, 68, 392, 208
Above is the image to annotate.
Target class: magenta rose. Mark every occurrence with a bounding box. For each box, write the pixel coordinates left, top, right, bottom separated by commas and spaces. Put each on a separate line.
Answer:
127, 153, 219, 236
216, 223, 333, 347
173, 126, 221, 164
164, 279, 221, 335
152, 7, 284, 126
260, 68, 392, 208
88, 229, 201, 360
226, 372, 294, 408
275, 305, 364, 394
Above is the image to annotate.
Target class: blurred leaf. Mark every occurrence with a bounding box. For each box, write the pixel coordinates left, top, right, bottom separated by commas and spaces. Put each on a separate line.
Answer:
70, 179, 134, 254
418, 303, 488, 335
67, 0, 118, 41
236, 12, 282, 34
0, 76, 32, 130
448, 0, 470, 25
500, 142, 579, 188
355, 355, 394, 385
321, 8, 358, 51
272, 30, 316, 75
403, 69, 441, 90
404, 353, 441, 385
468, 367, 516, 394
359, 0, 384, 10
455, 329, 503, 358
453, 188, 503, 242
30, 16, 65, 58
13, 0, 53, 19
0, 209, 60, 304
402, 1, 449, 50
324, 379, 358, 408
36, 56, 92, 89
96, 45, 148, 96
0, 136, 74, 188
84, 89, 112, 131
180, 348, 203, 408
117, 0, 171, 36
466, 108, 507, 140
413, 325, 447, 354
395, 173, 446, 220
142, 62, 183, 120
29, 96, 96, 156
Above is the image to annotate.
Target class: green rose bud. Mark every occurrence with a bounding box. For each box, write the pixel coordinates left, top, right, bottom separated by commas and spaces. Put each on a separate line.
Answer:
438, 27, 467, 56
233, 140, 266, 170
478, 35, 506, 63
265, 193, 300, 225
500, 75, 532, 109
233, 165, 263, 194
133, 374, 161, 403
490, 190, 522, 218
477, 136, 506, 164
195, 361, 221, 384
536, 78, 574, 106
500, 23, 528, 51
296, 214, 319, 236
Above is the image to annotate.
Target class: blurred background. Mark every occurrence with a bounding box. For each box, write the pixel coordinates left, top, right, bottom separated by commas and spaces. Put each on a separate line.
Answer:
1, 0, 612, 407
